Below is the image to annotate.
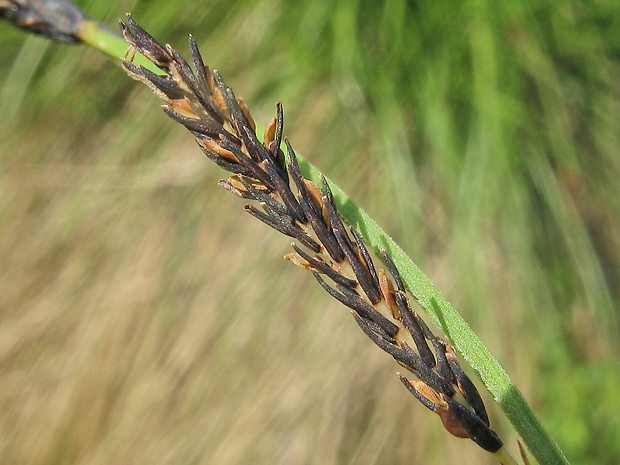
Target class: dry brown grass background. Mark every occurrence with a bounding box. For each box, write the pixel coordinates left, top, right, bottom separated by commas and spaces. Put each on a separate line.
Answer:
0, 97, 500, 464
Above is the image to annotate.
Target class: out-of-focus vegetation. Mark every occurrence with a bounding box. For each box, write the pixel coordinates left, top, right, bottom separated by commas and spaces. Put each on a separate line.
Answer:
1, 1, 618, 464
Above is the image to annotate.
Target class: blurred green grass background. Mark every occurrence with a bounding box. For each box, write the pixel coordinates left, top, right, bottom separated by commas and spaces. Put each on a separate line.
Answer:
1, 1, 619, 464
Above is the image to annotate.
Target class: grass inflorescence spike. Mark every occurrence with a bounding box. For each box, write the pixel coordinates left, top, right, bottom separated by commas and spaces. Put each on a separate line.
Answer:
118, 14, 506, 456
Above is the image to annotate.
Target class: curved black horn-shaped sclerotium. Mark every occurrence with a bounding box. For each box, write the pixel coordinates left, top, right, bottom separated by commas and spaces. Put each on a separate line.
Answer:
118, 13, 515, 461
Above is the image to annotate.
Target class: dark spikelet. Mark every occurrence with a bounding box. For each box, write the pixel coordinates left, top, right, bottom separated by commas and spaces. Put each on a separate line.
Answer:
119, 17, 503, 454
221, 176, 291, 219
445, 345, 490, 426
120, 14, 172, 68
398, 373, 439, 411
289, 243, 357, 289
243, 205, 321, 253
271, 102, 284, 158
432, 338, 457, 386
381, 249, 405, 292
350, 229, 380, 292
263, 159, 305, 223
163, 106, 225, 139
393, 291, 436, 368
188, 34, 224, 124
1, 0, 88, 43
141, 67, 187, 100
312, 272, 398, 338
322, 177, 382, 304
286, 142, 343, 263
442, 396, 503, 452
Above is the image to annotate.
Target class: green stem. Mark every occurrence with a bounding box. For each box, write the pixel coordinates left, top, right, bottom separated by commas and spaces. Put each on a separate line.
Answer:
76, 19, 163, 75
296, 156, 568, 465
77, 19, 568, 465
